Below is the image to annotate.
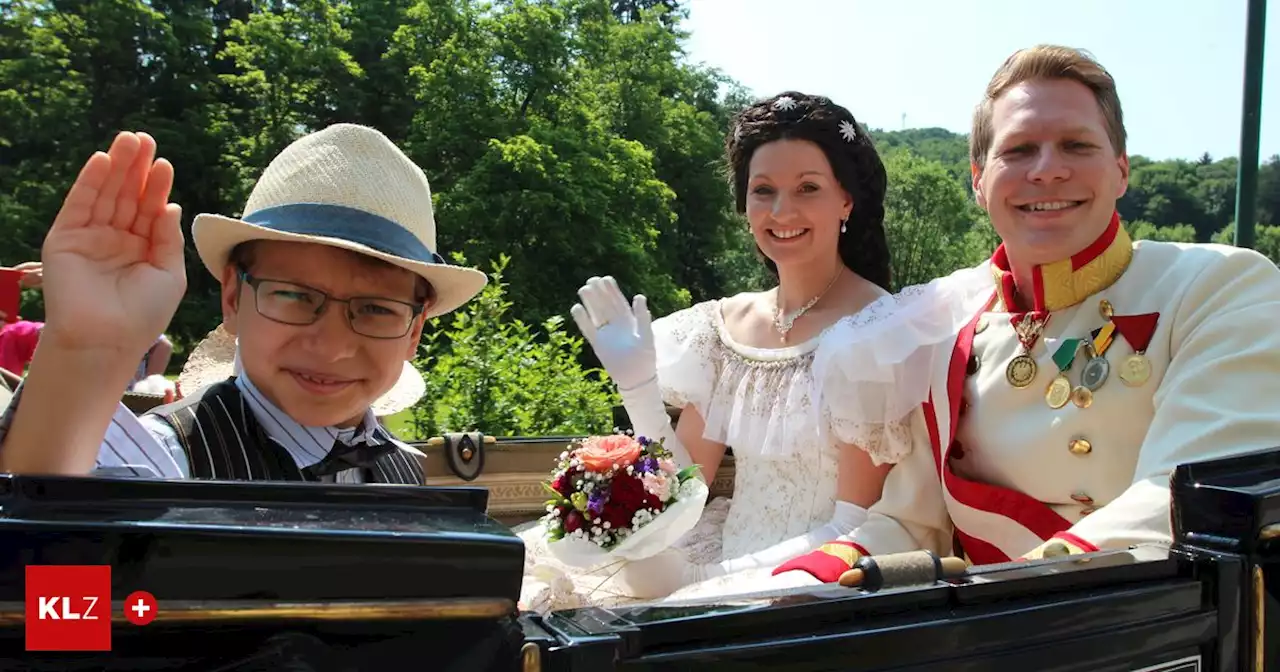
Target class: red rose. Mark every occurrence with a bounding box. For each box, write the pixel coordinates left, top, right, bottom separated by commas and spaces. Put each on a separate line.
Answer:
598, 473, 662, 529
563, 509, 584, 533
552, 473, 571, 496
602, 503, 632, 530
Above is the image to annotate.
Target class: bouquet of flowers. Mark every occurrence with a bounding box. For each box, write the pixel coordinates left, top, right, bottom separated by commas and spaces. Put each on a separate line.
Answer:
540, 433, 709, 568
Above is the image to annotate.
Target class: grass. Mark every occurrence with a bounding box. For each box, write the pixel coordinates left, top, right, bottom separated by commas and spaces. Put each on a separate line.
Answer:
381, 409, 421, 441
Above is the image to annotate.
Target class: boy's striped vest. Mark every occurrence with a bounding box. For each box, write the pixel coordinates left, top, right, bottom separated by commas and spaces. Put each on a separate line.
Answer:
145, 379, 424, 484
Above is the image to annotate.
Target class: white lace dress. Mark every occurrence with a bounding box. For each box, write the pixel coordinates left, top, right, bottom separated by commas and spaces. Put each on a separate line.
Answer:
518, 298, 914, 612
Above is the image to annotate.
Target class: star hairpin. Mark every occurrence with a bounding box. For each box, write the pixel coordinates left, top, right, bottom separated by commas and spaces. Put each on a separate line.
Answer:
838, 120, 857, 142
772, 96, 797, 111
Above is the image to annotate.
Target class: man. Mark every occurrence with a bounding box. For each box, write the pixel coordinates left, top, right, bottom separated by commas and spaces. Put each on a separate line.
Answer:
772, 45, 1280, 583
0, 124, 486, 483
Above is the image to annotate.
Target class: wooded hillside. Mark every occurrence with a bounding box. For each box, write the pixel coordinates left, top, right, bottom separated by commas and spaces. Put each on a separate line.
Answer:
4, 0, 1276, 361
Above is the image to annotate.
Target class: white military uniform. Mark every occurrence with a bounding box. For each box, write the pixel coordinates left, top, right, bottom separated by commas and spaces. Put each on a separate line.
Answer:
830, 215, 1280, 565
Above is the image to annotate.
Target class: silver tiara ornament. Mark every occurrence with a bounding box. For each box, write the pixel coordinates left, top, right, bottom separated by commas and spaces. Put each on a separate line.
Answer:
838, 120, 858, 143
738, 99, 859, 145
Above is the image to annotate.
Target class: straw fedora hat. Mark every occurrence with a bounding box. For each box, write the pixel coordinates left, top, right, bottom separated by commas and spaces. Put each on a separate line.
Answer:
179, 324, 426, 417
191, 123, 486, 319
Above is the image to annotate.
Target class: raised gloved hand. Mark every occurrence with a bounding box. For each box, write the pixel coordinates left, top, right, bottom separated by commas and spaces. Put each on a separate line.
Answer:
570, 276, 697, 474
569, 276, 655, 392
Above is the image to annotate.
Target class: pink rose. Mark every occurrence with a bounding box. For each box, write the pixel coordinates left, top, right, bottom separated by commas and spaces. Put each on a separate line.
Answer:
641, 472, 672, 501
576, 435, 642, 473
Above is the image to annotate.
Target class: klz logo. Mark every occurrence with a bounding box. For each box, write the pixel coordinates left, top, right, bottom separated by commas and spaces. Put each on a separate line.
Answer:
25, 565, 111, 651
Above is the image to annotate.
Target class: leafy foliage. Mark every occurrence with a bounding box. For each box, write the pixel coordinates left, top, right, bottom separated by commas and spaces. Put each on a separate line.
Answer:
410, 255, 620, 438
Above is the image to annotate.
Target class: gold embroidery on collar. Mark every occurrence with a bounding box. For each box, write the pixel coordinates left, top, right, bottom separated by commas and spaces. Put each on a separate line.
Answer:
1038, 226, 1133, 311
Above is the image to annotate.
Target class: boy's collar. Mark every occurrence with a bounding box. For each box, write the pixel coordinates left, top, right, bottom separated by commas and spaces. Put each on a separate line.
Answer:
233, 373, 384, 448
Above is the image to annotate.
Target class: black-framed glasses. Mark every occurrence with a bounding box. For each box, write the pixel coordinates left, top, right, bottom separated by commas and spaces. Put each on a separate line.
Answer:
238, 271, 425, 339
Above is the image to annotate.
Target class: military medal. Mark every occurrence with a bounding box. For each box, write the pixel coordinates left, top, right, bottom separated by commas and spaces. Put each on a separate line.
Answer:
1080, 323, 1116, 391
1111, 312, 1161, 387
1045, 338, 1083, 409
1006, 312, 1048, 389
1046, 375, 1072, 409
1121, 354, 1152, 386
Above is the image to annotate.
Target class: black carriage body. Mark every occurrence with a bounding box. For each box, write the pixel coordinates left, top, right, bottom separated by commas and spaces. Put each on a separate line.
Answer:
0, 446, 1275, 671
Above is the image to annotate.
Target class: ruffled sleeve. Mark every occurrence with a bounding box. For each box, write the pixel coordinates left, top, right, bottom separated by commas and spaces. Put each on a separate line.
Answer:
812, 264, 996, 465
651, 301, 720, 418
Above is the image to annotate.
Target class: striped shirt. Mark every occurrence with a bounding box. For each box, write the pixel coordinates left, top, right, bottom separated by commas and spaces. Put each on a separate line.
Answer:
0, 374, 422, 483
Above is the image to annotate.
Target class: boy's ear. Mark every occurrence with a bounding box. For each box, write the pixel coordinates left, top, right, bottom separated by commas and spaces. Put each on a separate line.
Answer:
404, 314, 427, 360
220, 265, 242, 336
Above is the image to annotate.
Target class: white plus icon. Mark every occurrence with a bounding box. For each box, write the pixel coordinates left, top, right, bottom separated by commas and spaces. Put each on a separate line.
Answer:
131, 598, 151, 619
124, 590, 157, 626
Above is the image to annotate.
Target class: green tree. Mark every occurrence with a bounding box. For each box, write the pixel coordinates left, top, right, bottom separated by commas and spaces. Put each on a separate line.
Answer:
411, 255, 620, 438
881, 149, 991, 289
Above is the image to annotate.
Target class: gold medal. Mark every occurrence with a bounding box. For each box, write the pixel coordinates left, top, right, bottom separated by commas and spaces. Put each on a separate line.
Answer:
1081, 355, 1110, 391
1005, 354, 1038, 388
1071, 385, 1093, 408
1120, 353, 1151, 387
1045, 374, 1071, 409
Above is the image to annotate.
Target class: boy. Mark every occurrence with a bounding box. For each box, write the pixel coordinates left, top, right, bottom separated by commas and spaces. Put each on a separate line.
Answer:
0, 124, 486, 483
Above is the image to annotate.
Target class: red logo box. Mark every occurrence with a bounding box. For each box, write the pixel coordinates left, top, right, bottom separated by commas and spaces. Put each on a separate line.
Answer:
25, 565, 112, 651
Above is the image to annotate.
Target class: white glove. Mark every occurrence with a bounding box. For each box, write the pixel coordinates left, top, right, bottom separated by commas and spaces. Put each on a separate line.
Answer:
717, 501, 870, 574
570, 277, 696, 473
613, 502, 869, 598
570, 276, 655, 391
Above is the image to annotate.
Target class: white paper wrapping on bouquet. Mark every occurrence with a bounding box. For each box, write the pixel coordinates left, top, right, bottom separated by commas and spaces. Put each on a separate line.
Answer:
545, 478, 710, 568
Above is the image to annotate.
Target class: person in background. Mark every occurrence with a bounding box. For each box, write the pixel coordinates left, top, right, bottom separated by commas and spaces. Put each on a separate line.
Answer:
132, 333, 173, 386
0, 319, 42, 377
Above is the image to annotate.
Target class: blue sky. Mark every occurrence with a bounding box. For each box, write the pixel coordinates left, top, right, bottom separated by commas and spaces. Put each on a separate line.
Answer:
682, 0, 1278, 162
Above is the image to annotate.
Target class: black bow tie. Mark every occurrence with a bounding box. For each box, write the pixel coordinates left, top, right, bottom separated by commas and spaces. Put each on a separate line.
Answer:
304, 437, 397, 478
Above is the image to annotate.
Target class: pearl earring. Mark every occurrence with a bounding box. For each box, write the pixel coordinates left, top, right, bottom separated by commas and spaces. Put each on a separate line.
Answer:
840, 218, 848, 233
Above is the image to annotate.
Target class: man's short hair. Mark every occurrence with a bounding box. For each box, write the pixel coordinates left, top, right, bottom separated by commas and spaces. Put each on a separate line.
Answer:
970, 45, 1127, 167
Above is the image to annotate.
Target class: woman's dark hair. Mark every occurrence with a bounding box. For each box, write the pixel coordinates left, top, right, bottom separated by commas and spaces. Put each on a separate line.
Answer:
727, 91, 892, 291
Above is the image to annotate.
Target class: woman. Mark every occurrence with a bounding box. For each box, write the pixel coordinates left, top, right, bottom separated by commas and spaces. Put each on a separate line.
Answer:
520, 92, 930, 611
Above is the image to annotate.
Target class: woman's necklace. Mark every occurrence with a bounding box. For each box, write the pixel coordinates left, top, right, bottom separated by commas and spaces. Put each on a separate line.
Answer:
772, 268, 843, 343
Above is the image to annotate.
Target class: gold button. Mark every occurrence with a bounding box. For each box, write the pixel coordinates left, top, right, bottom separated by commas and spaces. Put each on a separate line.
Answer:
975, 316, 989, 334
1071, 491, 1094, 505
1071, 386, 1093, 408
1099, 299, 1114, 319
1069, 438, 1092, 455
461, 447, 474, 461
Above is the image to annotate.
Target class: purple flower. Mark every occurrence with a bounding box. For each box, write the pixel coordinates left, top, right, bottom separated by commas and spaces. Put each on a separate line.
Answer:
587, 487, 610, 516
633, 456, 659, 475
637, 436, 652, 447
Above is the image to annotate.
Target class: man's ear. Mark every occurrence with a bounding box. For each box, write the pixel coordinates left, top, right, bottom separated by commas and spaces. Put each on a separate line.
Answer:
971, 161, 988, 209
220, 265, 242, 336
1115, 152, 1130, 200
